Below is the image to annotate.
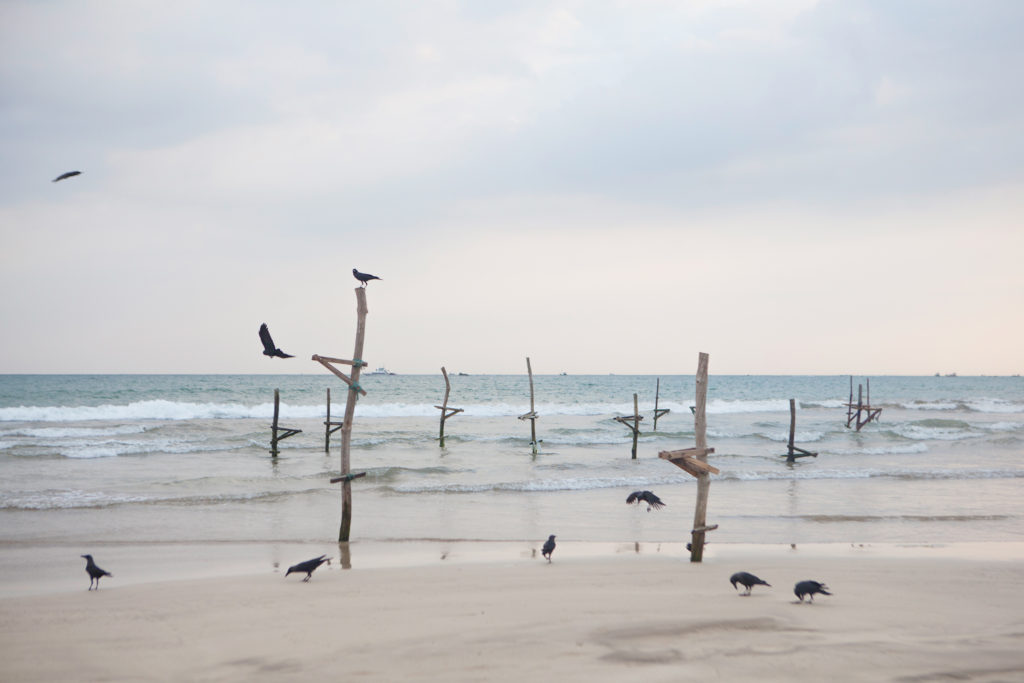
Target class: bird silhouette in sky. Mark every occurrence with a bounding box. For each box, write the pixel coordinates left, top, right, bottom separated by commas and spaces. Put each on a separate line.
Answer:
626, 490, 666, 511
352, 268, 381, 286
52, 171, 81, 182
259, 323, 293, 358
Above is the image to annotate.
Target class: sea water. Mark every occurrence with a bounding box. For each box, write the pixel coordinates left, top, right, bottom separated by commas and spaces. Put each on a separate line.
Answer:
2, 373, 1021, 558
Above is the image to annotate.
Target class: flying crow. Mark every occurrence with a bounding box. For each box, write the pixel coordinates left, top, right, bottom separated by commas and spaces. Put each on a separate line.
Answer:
259, 323, 293, 358
352, 268, 381, 286
794, 580, 831, 603
541, 535, 556, 563
286, 555, 330, 582
730, 571, 771, 595
81, 554, 112, 590
626, 490, 666, 511
52, 171, 81, 182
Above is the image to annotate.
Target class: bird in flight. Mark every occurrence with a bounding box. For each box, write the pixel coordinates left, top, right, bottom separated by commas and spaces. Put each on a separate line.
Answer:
626, 490, 666, 511
794, 580, 831, 603
52, 171, 81, 182
259, 323, 294, 358
81, 554, 112, 590
541, 535, 556, 563
286, 555, 331, 582
352, 268, 381, 286
730, 571, 771, 596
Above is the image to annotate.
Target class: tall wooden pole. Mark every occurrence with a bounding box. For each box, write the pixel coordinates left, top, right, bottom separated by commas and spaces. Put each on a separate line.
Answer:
787, 397, 797, 455
338, 287, 368, 542
324, 388, 331, 453
690, 352, 711, 562
270, 389, 281, 457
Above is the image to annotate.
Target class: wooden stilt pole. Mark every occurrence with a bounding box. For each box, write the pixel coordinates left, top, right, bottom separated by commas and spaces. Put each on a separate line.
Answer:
269, 389, 302, 457
435, 366, 463, 447
337, 288, 368, 542
690, 352, 711, 562
311, 287, 369, 543
614, 393, 644, 459
270, 389, 280, 457
324, 388, 343, 453
518, 357, 540, 454
653, 378, 670, 430
782, 398, 817, 462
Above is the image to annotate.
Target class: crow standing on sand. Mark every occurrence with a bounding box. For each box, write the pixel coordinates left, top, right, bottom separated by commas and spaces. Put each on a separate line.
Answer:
541, 535, 556, 563
81, 554, 112, 590
286, 555, 331, 582
730, 571, 771, 596
352, 268, 381, 286
794, 580, 831, 603
626, 490, 666, 511
52, 170, 81, 182
259, 323, 293, 358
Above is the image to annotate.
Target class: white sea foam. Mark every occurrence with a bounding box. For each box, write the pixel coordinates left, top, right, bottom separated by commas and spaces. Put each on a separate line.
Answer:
0, 425, 148, 438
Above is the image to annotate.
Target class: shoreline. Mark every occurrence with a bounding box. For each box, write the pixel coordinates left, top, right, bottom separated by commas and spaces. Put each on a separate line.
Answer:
1, 543, 1022, 681
3, 539, 1023, 599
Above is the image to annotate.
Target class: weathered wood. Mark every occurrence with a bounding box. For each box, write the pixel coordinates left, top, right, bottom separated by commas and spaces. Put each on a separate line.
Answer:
519, 357, 539, 453
660, 449, 720, 477
329, 471, 367, 484
782, 398, 818, 461
691, 352, 711, 562
659, 446, 715, 460
270, 389, 303, 456
324, 388, 344, 452
613, 393, 643, 459
436, 366, 464, 447
653, 378, 670, 430
312, 355, 368, 396
312, 287, 369, 542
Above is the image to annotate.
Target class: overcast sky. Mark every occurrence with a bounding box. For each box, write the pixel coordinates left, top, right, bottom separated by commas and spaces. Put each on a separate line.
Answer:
1, 1, 1022, 375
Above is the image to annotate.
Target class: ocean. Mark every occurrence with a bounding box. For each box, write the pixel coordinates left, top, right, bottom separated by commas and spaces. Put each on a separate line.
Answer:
1, 373, 1022, 592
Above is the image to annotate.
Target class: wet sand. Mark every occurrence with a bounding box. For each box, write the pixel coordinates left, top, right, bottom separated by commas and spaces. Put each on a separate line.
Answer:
1, 543, 1022, 681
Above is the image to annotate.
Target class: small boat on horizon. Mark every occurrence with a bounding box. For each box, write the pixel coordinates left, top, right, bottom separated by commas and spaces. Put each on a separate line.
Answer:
367, 367, 396, 376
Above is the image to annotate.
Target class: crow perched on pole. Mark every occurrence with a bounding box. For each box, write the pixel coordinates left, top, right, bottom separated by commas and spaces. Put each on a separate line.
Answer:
285, 555, 330, 582
794, 580, 832, 603
730, 571, 771, 595
352, 268, 381, 286
541, 535, 556, 563
626, 490, 666, 511
81, 554, 112, 590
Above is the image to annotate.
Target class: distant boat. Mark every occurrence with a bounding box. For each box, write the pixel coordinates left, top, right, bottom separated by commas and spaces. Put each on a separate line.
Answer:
559, 372, 568, 376
367, 367, 396, 375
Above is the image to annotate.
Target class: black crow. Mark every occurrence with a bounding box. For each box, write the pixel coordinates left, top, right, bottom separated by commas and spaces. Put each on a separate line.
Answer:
541, 535, 556, 563
81, 554, 112, 590
286, 555, 330, 582
626, 490, 666, 511
794, 580, 831, 603
730, 571, 771, 595
352, 268, 381, 286
52, 171, 81, 182
259, 323, 293, 358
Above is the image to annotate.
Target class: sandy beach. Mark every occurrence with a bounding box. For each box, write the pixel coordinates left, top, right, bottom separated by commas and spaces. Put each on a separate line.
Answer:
2, 543, 1023, 682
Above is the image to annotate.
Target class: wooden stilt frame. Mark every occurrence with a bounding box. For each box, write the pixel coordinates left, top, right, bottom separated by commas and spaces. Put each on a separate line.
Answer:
614, 393, 644, 459
323, 388, 344, 453
658, 352, 717, 562
269, 389, 302, 457
652, 378, 670, 431
845, 376, 882, 431
311, 286, 369, 543
517, 357, 540, 454
781, 398, 817, 462
435, 366, 464, 447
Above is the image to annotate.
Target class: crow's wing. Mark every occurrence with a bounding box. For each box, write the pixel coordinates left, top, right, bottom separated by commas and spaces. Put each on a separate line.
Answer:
259, 323, 276, 353
642, 491, 666, 509
52, 171, 81, 182
626, 491, 642, 504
